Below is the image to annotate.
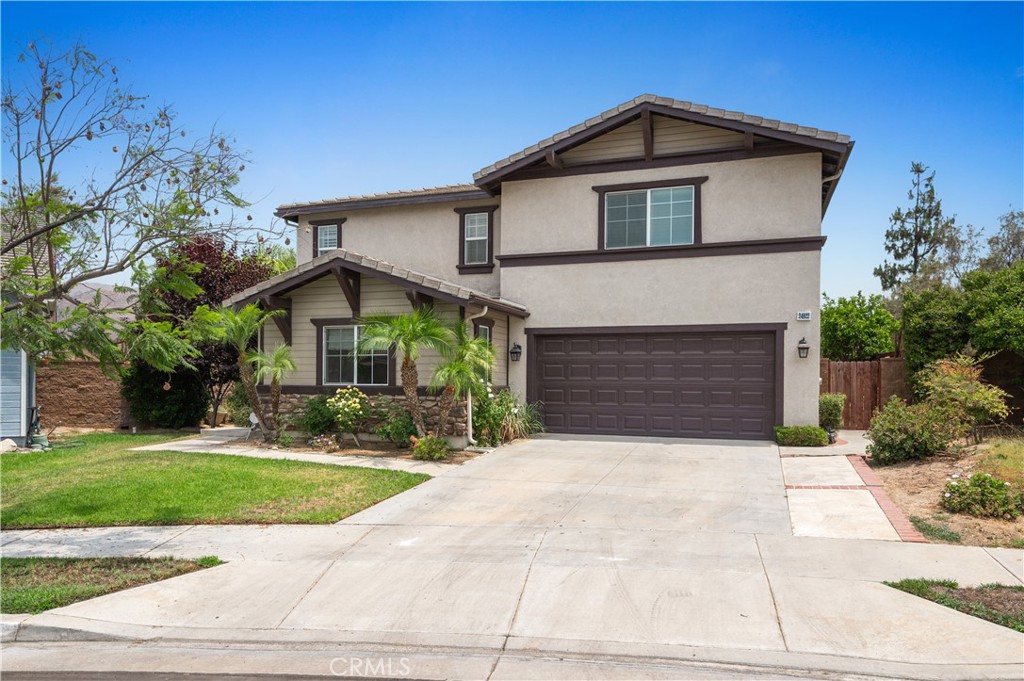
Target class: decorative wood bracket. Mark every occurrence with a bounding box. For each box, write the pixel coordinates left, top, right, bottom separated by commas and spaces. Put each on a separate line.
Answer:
405, 289, 434, 310
545, 148, 563, 169
744, 130, 754, 151
260, 295, 292, 345
641, 107, 654, 162
331, 266, 361, 317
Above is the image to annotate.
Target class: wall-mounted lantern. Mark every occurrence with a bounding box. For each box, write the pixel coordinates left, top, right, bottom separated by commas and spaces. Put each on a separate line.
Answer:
509, 342, 523, 362
797, 337, 810, 359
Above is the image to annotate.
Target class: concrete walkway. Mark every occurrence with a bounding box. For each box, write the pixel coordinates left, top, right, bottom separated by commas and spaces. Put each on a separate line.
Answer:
130, 427, 456, 476
3, 435, 1023, 680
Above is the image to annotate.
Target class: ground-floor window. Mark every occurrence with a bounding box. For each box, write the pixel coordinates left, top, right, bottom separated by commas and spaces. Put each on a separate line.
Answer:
323, 326, 389, 385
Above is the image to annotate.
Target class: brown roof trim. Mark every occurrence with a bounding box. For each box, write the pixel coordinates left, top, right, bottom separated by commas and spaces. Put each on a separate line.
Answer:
474, 97, 852, 189
497, 144, 812, 184
276, 188, 491, 220
226, 251, 529, 318
497, 236, 826, 268
524, 322, 787, 335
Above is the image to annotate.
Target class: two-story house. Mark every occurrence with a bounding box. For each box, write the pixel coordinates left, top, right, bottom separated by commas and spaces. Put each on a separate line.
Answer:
226, 95, 853, 441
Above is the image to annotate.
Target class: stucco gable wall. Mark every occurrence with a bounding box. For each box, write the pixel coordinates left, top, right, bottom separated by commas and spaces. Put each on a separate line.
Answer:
499, 152, 823, 254
293, 200, 501, 296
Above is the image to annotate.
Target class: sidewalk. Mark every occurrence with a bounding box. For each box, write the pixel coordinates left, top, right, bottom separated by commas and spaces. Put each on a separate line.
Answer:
131, 427, 457, 476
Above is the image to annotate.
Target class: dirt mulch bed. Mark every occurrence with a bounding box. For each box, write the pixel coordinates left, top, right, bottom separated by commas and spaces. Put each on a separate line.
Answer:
887, 579, 1024, 632
871, 448, 1023, 548
225, 437, 482, 465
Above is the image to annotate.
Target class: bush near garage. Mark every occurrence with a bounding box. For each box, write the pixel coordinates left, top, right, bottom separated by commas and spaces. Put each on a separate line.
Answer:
410, 434, 452, 461
774, 425, 829, 447
819, 393, 846, 432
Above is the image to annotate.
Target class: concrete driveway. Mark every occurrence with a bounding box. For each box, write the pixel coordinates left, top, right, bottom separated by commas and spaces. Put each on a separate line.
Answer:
4, 436, 1023, 680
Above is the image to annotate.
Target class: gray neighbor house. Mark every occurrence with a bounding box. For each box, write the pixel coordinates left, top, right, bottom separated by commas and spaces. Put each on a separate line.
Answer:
227, 94, 854, 441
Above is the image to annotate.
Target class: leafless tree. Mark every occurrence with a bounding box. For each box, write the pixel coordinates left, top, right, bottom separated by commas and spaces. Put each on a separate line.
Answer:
1, 41, 274, 366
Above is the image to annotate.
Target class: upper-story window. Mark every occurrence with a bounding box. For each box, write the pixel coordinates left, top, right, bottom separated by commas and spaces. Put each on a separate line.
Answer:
455, 206, 498, 274
595, 176, 706, 250
312, 219, 345, 258
464, 213, 489, 264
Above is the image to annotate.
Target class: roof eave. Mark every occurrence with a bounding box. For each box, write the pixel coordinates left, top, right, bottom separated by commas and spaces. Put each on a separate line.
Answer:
275, 189, 492, 220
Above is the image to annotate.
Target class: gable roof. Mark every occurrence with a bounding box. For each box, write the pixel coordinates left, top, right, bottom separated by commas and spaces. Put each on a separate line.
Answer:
474, 94, 851, 183
224, 248, 529, 318
274, 94, 854, 219
473, 94, 854, 213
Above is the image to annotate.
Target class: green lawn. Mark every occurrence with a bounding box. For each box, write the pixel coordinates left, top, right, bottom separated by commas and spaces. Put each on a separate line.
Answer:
0, 433, 429, 528
1, 556, 221, 614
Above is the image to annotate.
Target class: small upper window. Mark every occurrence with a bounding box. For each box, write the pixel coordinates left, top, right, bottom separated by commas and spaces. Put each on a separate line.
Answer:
456, 206, 497, 273
463, 213, 489, 265
605, 185, 694, 249
316, 224, 339, 257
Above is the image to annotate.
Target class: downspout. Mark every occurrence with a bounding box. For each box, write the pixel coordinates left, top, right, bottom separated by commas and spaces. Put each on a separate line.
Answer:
821, 169, 843, 185
464, 306, 489, 446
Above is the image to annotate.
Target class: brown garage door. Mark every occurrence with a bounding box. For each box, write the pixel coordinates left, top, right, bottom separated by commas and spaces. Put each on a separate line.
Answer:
531, 330, 778, 440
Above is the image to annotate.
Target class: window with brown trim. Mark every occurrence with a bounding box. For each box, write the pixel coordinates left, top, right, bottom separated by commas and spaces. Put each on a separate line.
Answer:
595, 177, 706, 250
312, 317, 394, 387
455, 206, 497, 274
473, 318, 494, 344
311, 218, 346, 258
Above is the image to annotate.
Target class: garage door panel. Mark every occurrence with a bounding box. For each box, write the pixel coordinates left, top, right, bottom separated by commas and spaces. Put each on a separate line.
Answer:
534, 330, 776, 440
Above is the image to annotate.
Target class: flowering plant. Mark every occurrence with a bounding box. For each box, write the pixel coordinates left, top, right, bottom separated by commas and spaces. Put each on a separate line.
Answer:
326, 386, 369, 445
942, 472, 1022, 519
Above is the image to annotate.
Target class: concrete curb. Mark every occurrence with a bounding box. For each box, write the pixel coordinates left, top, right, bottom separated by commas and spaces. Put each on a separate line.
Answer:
5, 617, 1022, 681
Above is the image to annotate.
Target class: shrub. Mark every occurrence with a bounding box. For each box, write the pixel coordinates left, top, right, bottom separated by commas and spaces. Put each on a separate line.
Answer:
299, 395, 336, 436
224, 381, 251, 426
866, 396, 959, 465
326, 387, 370, 442
411, 434, 452, 461
820, 292, 897, 360
943, 473, 1022, 520
120, 360, 209, 429
774, 425, 829, 447
473, 388, 544, 446
374, 407, 417, 448
819, 393, 846, 432
920, 354, 1010, 435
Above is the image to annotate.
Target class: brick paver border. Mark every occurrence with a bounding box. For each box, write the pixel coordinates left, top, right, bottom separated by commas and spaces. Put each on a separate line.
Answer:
781, 454, 926, 542
847, 454, 927, 543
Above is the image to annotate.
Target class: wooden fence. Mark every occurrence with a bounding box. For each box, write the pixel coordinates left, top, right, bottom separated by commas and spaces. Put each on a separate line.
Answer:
819, 358, 910, 430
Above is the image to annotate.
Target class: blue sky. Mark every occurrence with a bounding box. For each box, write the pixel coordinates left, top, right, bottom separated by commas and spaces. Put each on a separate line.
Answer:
2, 2, 1022, 297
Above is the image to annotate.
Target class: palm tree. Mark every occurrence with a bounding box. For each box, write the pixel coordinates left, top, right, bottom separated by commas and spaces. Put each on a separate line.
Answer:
251, 344, 296, 426
357, 307, 453, 436
213, 304, 284, 441
430, 318, 494, 436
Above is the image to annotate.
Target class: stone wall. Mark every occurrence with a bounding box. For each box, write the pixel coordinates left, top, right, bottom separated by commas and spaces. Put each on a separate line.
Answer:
36, 360, 126, 429
267, 391, 468, 436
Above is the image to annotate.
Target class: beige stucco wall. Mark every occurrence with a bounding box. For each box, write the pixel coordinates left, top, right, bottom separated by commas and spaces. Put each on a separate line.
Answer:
499, 152, 823, 254
503, 250, 822, 426
293, 199, 501, 295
